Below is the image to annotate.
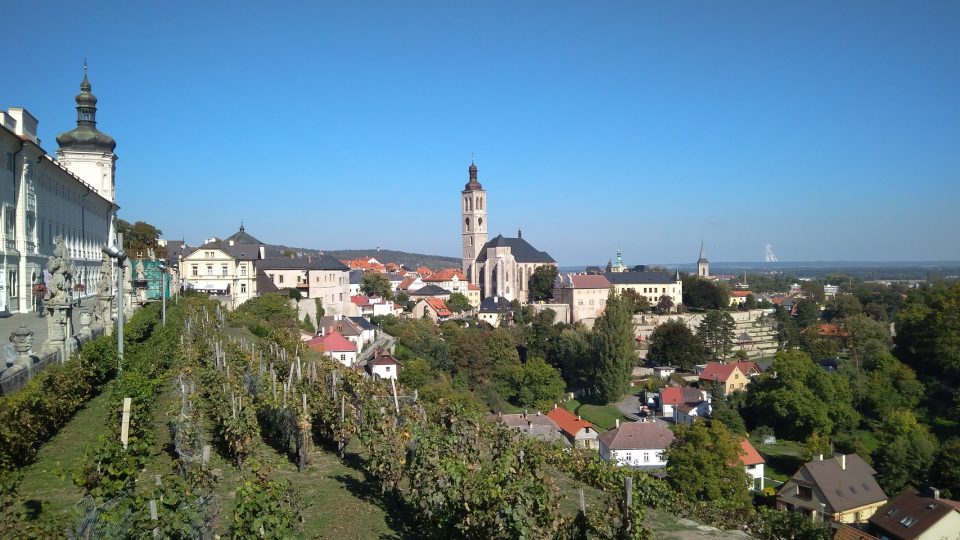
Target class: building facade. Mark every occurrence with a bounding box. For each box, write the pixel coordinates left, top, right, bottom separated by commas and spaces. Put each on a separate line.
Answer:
554, 273, 611, 322
0, 70, 117, 313
461, 161, 487, 282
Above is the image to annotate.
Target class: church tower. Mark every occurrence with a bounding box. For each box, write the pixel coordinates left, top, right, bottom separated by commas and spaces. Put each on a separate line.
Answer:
56, 63, 118, 204
697, 241, 710, 278
461, 161, 487, 283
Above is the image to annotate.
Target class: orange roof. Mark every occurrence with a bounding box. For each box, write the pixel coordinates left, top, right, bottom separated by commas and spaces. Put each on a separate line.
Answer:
833, 525, 878, 540
423, 268, 465, 282
416, 266, 433, 277
546, 407, 593, 438
425, 297, 451, 317
729, 290, 752, 297
816, 323, 850, 337
699, 362, 760, 383
314, 331, 355, 352
738, 438, 765, 466
468, 283, 480, 291
398, 276, 418, 290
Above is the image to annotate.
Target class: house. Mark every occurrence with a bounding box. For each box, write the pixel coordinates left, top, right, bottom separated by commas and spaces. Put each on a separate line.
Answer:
816, 323, 850, 339
182, 230, 264, 307
317, 316, 364, 351
729, 290, 753, 307
350, 294, 400, 318
652, 365, 677, 379
553, 273, 612, 323
547, 405, 599, 449
258, 253, 350, 316
397, 275, 425, 294
603, 269, 683, 313
478, 296, 511, 327
348, 316, 377, 345
698, 361, 760, 395
307, 330, 357, 368
868, 488, 960, 540
492, 412, 568, 446
407, 284, 452, 301
777, 453, 887, 524
834, 525, 879, 540
659, 386, 708, 418
422, 268, 471, 296
348, 269, 365, 296
739, 438, 765, 491
674, 400, 712, 425
340, 257, 386, 273
413, 298, 452, 323
367, 353, 401, 381
598, 419, 674, 469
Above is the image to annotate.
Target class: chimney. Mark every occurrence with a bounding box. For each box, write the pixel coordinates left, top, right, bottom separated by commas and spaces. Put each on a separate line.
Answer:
229, 239, 235, 246
841, 454, 846, 470
537, 411, 541, 416
259, 245, 266, 259
498, 411, 502, 419
931, 488, 940, 500
553, 403, 558, 410
577, 414, 581, 421
615, 419, 620, 428
818, 454, 823, 461
7, 108, 39, 144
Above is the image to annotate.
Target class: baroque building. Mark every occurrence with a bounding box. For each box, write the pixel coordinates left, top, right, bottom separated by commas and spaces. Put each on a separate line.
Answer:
458, 162, 556, 303
0, 67, 117, 314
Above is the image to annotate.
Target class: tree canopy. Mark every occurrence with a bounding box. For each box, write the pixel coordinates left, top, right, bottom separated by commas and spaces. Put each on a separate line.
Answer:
665, 420, 752, 510
117, 219, 165, 257
592, 291, 635, 404
360, 273, 393, 300
682, 276, 725, 310
698, 310, 736, 361
647, 320, 703, 370
528, 265, 559, 302
446, 292, 471, 313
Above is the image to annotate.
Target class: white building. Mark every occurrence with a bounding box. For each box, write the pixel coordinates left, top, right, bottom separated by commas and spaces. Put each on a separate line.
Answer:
1, 70, 117, 313
598, 419, 674, 468
367, 353, 400, 380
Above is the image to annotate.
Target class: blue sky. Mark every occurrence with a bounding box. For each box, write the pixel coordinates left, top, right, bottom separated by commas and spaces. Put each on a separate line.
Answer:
4, 1, 959, 265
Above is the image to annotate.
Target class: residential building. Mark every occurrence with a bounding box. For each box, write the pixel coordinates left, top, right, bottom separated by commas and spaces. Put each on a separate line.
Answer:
547, 405, 599, 449
729, 290, 753, 307
1, 70, 117, 313
553, 273, 611, 322
869, 488, 960, 540
698, 361, 760, 395
659, 386, 708, 418
478, 295, 511, 327
349, 295, 399, 318
348, 316, 377, 345
413, 298, 452, 323
777, 453, 888, 524
674, 399, 712, 425
307, 330, 357, 368
368, 353, 401, 380
260, 253, 350, 316
739, 438, 766, 491
182, 228, 263, 307
604, 270, 683, 311
421, 268, 470, 296
491, 411, 568, 446
317, 316, 364, 351
598, 419, 674, 469
408, 284, 451, 301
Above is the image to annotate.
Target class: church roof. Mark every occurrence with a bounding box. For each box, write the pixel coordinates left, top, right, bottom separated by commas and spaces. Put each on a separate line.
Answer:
225, 225, 262, 245
475, 235, 556, 264
56, 69, 116, 153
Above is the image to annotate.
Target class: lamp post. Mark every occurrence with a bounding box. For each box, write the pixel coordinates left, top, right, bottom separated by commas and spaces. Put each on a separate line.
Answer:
103, 242, 127, 370
157, 263, 166, 326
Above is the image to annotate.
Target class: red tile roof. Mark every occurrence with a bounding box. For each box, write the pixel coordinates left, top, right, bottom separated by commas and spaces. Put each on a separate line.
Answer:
699, 362, 760, 383
546, 407, 593, 438
738, 438, 765, 466
369, 353, 401, 367
660, 386, 704, 405
423, 268, 465, 282
569, 275, 612, 289
416, 266, 433, 277
597, 421, 674, 451
425, 297, 451, 317
351, 294, 371, 306
398, 276, 418, 290
730, 290, 753, 298
468, 283, 480, 291
307, 331, 355, 353
833, 525, 878, 540
816, 323, 850, 337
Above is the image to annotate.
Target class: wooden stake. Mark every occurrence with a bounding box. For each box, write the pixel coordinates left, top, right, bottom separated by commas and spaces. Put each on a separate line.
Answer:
120, 397, 132, 449
391, 377, 400, 414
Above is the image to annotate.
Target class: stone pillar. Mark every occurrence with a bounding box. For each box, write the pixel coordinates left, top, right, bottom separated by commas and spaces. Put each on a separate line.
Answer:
1, 325, 35, 379
42, 300, 72, 361
93, 291, 114, 336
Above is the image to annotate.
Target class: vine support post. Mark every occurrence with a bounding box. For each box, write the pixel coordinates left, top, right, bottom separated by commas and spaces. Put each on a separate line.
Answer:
391, 377, 400, 414
623, 476, 633, 534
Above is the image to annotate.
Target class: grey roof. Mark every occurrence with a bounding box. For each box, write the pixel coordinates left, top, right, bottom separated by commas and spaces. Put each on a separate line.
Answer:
869, 489, 958, 539
186, 241, 262, 261
348, 316, 376, 331
257, 254, 348, 271
475, 234, 555, 264
495, 413, 559, 430
225, 225, 262, 245
409, 284, 451, 297
368, 354, 401, 367
604, 271, 677, 285
349, 270, 365, 284
597, 421, 674, 451
256, 271, 278, 294
164, 240, 187, 265
780, 454, 886, 513
318, 316, 362, 337
479, 296, 511, 313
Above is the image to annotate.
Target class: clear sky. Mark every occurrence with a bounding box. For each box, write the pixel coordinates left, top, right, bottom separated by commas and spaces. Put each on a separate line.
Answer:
4, 1, 959, 265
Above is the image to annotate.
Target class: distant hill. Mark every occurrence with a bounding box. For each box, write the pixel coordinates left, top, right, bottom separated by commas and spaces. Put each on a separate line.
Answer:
320, 249, 460, 271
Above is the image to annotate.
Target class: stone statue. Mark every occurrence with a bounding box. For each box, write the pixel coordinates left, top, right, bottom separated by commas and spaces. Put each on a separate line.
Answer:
135, 259, 145, 281
96, 253, 112, 296
45, 236, 73, 305
1, 325, 34, 379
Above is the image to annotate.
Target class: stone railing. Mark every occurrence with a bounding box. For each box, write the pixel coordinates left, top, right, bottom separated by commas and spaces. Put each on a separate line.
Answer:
0, 321, 105, 396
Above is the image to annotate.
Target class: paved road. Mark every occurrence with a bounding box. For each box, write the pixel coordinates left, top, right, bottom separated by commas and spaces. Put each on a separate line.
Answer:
0, 297, 100, 362
615, 391, 645, 420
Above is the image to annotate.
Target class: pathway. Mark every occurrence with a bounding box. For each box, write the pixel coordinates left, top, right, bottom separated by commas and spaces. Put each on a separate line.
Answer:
0, 297, 100, 357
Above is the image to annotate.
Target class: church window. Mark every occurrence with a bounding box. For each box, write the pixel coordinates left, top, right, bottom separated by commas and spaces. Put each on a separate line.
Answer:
464, 218, 470, 231
478, 217, 482, 226
469, 237, 473, 246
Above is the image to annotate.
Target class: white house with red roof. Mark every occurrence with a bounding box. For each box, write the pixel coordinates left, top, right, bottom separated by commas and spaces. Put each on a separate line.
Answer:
659, 386, 709, 417
413, 298, 452, 323
598, 419, 674, 469
698, 361, 760, 395
367, 353, 401, 380
350, 294, 401, 318
729, 290, 753, 307
547, 405, 599, 449
307, 330, 357, 367
422, 268, 471, 296
738, 438, 765, 491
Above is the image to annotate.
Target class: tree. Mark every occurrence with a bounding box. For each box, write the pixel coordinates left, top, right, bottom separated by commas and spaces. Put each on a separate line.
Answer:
528, 265, 559, 302
551, 326, 593, 386
314, 298, 324, 322
800, 281, 825, 303
930, 438, 960, 499
823, 294, 862, 322
302, 313, 315, 333
233, 292, 298, 327
698, 310, 736, 360
665, 421, 752, 509
798, 327, 838, 361
446, 292, 471, 313
360, 273, 393, 300
873, 411, 938, 494
682, 276, 725, 310
117, 219, 165, 257
794, 298, 820, 330
497, 357, 567, 410
744, 294, 758, 310
647, 320, 703, 370
656, 294, 674, 314
802, 432, 832, 462
398, 358, 433, 390
592, 291, 635, 404
621, 289, 651, 314
895, 283, 960, 384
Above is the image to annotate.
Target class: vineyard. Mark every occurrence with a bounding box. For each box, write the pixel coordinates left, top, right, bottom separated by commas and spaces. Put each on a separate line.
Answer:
0, 294, 800, 538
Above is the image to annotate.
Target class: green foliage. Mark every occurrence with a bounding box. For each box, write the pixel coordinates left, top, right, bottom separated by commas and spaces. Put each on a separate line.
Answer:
314, 297, 324, 322
745, 350, 859, 440
682, 277, 725, 310
360, 273, 393, 300
873, 410, 939, 495
798, 327, 838, 361
497, 357, 567, 410
773, 304, 800, 349
656, 295, 674, 314
822, 294, 862, 321
302, 313, 315, 333
281, 287, 303, 301
647, 320, 703, 370
698, 310, 736, 360
621, 289, 651, 314
748, 506, 831, 540
398, 357, 433, 390
528, 265, 559, 302
801, 432, 832, 462
446, 292, 471, 313
793, 298, 820, 329
117, 218, 164, 257
551, 326, 594, 386
665, 421, 752, 510
895, 282, 960, 384
799, 281, 825, 303
231, 473, 303, 539
233, 292, 298, 330
593, 291, 635, 404
930, 438, 960, 499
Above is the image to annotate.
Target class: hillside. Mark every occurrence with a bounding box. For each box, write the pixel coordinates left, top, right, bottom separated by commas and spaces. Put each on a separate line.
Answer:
321, 248, 460, 270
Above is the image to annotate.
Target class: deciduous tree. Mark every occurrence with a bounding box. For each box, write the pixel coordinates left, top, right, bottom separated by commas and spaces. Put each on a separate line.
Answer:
647, 320, 703, 370
528, 265, 559, 302
446, 292, 471, 313
360, 273, 393, 300
665, 420, 752, 509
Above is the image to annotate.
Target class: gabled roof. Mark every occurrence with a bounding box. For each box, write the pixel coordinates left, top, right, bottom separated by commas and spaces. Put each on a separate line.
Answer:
318, 316, 362, 337
351, 294, 370, 306
784, 454, 886, 513
348, 316, 376, 331
816, 323, 850, 337
423, 268, 465, 282
699, 362, 760, 382
368, 353, 401, 367
187, 241, 263, 261
349, 269, 365, 284
660, 386, 704, 405
597, 421, 674, 451
730, 290, 753, 298
738, 438, 765, 466
409, 284, 450, 297
546, 407, 594, 438
307, 331, 355, 353
424, 298, 451, 317
869, 488, 960, 540
604, 271, 677, 285
257, 254, 348, 271
558, 274, 611, 289
479, 296, 511, 313
224, 225, 262, 245
833, 525, 878, 540
475, 235, 555, 264
256, 271, 279, 293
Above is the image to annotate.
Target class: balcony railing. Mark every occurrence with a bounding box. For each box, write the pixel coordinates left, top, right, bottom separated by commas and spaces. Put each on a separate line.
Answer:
4, 239, 15, 252
26, 241, 36, 254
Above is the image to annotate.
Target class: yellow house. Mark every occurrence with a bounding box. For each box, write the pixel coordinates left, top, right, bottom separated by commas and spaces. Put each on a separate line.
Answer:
777, 454, 887, 524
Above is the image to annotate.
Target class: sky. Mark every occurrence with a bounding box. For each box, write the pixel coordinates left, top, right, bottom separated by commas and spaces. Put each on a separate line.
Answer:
4, 1, 959, 265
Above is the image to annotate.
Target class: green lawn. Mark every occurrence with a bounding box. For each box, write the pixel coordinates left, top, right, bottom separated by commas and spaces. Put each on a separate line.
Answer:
748, 434, 805, 485
561, 399, 630, 431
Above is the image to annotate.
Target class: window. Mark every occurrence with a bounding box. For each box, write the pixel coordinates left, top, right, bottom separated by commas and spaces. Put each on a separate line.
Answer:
385, 366, 391, 372
340, 354, 346, 362
643, 452, 650, 463
192, 265, 198, 277
206, 265, 213, 276
221, 264, 228, 277
240, 266, 246, 276
899, 516, 918, 527
796, 485, 813, 499
240, 283, 247, 293
279, 275, 284, 284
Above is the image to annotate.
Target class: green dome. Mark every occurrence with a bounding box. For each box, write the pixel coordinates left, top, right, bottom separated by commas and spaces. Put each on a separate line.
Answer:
56, 70, 116, 153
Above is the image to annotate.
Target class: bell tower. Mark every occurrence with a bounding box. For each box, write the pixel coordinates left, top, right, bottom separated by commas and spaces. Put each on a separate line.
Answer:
697, 241, 710, 278
461, 161, 487, 283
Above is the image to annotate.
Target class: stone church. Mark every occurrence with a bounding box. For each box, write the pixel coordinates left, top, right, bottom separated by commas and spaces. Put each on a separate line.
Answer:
460, 162, 556, 303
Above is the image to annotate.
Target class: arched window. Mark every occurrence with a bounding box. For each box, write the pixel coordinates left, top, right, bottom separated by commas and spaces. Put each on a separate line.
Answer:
464, 217, 470, 232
